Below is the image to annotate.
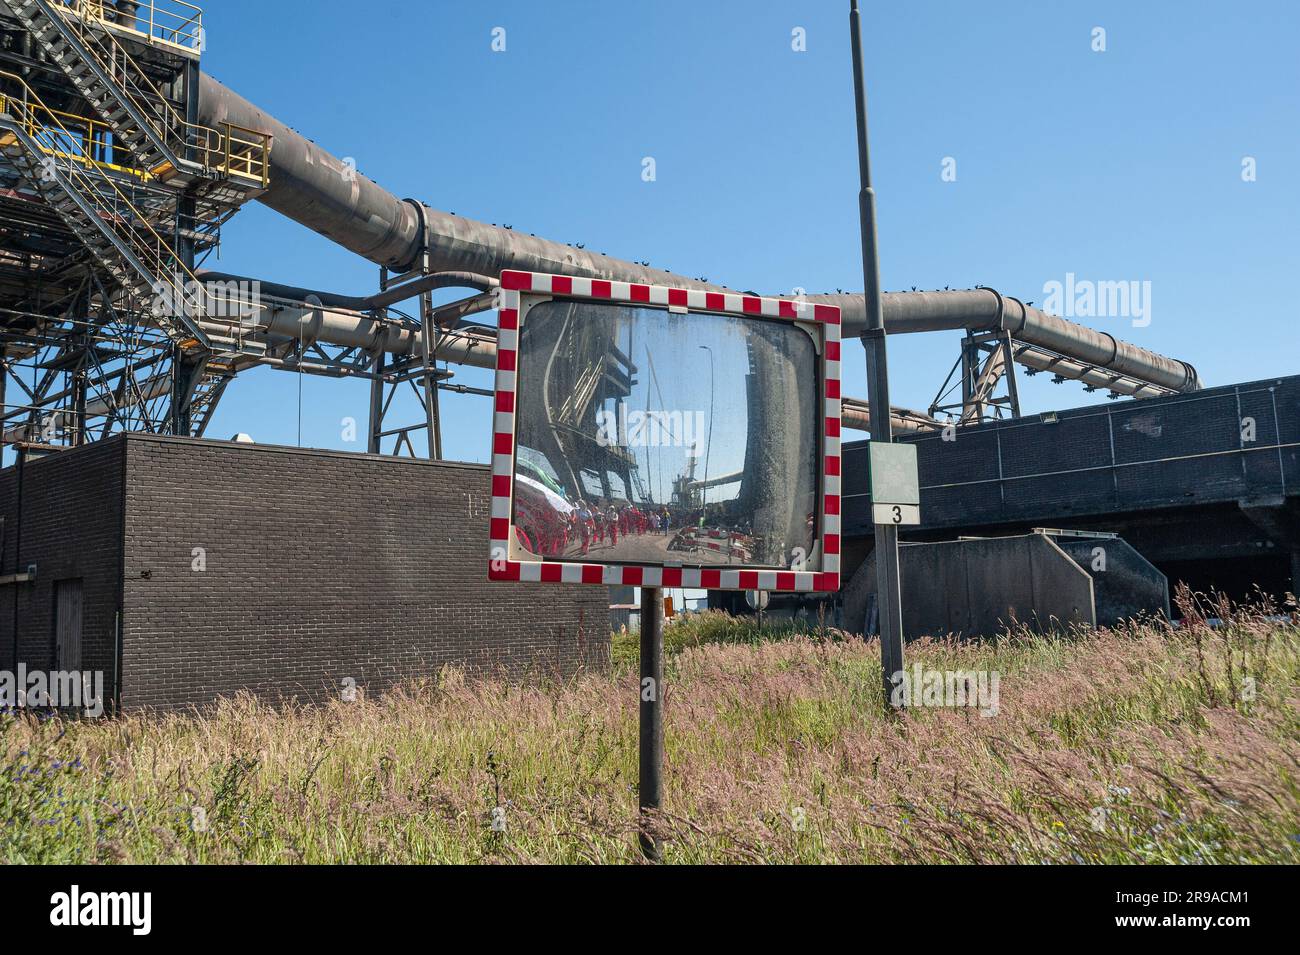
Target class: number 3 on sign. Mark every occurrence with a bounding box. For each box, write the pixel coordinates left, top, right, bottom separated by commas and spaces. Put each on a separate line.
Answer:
872, 503, 920, 526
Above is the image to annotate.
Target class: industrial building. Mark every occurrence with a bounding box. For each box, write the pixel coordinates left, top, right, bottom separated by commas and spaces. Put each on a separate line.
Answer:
0, 434, 608, 709
843, 374, 1300, 606
0, 2, 1292, 708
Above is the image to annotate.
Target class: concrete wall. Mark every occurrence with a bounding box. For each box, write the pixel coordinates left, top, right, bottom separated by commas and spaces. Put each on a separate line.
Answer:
0, 439, 123, 699
2, 436, 610, 710
842, 534, 1095, 640
1054, 537, 1170, 626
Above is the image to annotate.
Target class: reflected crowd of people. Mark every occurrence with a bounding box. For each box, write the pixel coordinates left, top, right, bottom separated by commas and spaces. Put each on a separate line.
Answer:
516, 488, 757, 566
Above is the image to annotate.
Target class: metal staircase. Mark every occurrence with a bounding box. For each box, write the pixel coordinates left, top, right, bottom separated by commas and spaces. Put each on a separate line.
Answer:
0, 1, 269, 440
5, 1, 269, 209
187, 368, 228, 435
0, 76, 210, 346
4, 0, 199, 180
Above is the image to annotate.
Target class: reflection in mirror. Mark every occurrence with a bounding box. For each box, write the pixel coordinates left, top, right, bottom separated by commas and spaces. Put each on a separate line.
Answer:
512, 300, 819, 568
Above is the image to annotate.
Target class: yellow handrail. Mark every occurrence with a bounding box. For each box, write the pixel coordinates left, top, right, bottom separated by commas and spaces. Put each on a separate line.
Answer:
0, 94, 152, 179
50, 1, 269, 186
0, 70, 237, 336
184, 119, 270, 188
64, 0, 204, 54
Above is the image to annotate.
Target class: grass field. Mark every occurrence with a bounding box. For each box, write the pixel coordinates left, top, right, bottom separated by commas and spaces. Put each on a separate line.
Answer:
3, 591, 1298, 864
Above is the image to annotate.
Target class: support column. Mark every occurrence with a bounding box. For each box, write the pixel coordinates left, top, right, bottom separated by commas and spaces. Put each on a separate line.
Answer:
0, 357, 7, 462
367, 344, 384, 455
171, 65, 201, 437
170, 348, 205, 437
72, 368, 87, 447
639, 586, 664, 862
419, 286, 442, 459
1001, 332, 1022, 419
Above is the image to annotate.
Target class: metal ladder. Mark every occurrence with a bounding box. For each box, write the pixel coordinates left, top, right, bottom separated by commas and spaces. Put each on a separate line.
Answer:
186, 370, 229, 436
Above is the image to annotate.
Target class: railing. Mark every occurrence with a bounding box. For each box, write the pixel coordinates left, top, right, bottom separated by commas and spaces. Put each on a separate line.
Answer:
0, 71, 209, 332
0, 92, 149, 178
0, 90, 268, 188
187, 120, 270, 187
44, 1, 269, 184
59, 0, 204, 54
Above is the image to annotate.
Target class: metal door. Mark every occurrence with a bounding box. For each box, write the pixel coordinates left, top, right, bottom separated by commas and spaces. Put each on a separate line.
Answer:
54, 578, 83, 672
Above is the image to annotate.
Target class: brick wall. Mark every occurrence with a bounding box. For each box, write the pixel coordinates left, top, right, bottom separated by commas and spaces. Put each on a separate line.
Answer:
0, 438, 123, 700
1, 435, 610, 711
118, 436, 609, 709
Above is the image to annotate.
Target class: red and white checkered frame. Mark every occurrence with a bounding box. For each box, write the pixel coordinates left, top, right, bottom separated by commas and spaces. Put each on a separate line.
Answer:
487, 269, 841, 592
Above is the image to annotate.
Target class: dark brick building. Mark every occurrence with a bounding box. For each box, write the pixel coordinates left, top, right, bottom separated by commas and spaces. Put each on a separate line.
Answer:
0, 436, 610, 710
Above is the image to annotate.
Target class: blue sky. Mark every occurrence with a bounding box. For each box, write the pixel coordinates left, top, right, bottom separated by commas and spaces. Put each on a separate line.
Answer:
200, 0, 1300, 461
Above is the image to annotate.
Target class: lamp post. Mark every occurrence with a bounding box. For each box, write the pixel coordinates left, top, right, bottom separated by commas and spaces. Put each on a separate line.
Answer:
850, 0, 906, 707
698, 344, 714, 520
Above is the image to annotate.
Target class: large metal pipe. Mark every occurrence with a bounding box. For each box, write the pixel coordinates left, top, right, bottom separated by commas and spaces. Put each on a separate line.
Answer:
192, 284, 499, 370
842, 398, 935, 435
806, 289, 1199, 393
195, 269, 931, 434
197, 73, 1199, 395
196, 269, 497, 313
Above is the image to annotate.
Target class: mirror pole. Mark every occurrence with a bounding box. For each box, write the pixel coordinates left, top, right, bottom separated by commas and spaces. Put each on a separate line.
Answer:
850, 0, 906, 708
639, 585, 664, 861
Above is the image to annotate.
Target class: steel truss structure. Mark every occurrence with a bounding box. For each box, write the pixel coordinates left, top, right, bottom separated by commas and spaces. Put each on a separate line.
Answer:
0, 1, 1201, 464
0, 0, 268, 456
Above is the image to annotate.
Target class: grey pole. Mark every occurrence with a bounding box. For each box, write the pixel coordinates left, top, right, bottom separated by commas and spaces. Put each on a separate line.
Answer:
698, 345, 714, 518
418, 286, 443, 459
639, 585, 664, 861
850, 0, 905, 707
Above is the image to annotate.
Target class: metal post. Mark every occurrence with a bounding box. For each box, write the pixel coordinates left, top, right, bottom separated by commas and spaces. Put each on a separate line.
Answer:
72, 367, 87, 447
0, 358, 7, 446
367, 344, 383, 455
419, 287, 442, 459
699, 344, 714, 517
850, 0, 905, 707
960, 334, 978, 418
369, 267, 388, 455
639, 585, 664, 861
170, 58, 203, 438
1001, 332, 1022, 418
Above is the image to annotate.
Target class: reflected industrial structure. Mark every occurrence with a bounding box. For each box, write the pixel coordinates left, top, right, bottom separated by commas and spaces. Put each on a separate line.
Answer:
513, 301, 817, 567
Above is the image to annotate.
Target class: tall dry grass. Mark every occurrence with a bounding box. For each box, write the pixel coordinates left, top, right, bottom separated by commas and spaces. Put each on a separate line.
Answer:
3, 596, 1298, 864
